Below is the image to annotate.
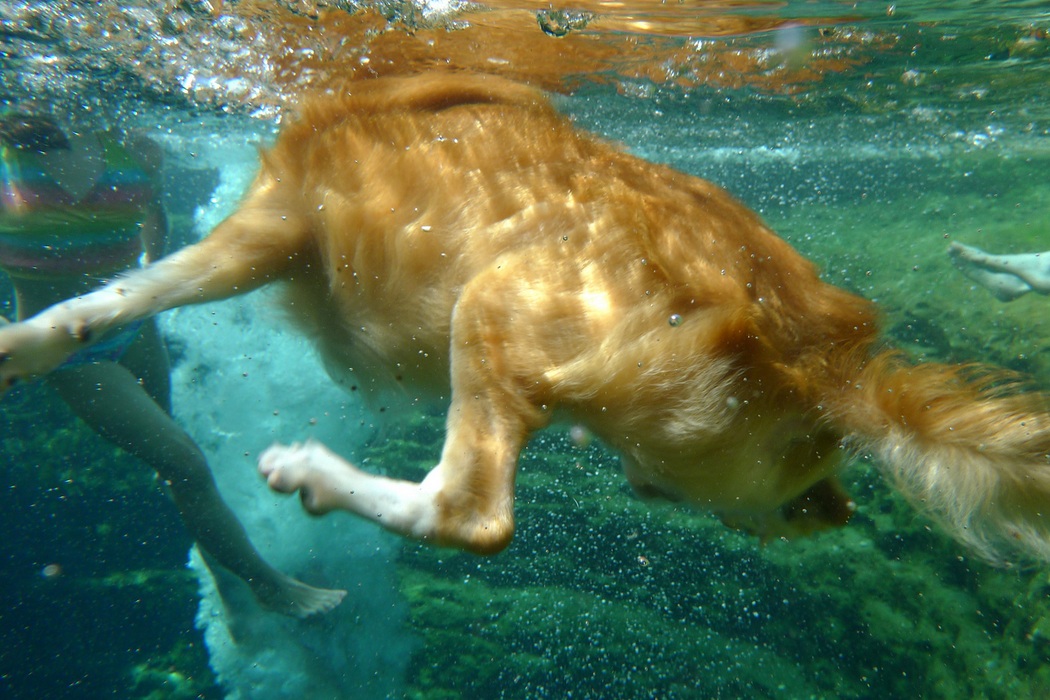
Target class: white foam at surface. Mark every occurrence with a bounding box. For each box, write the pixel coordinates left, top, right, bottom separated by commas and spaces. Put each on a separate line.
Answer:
163, 149, 415, 699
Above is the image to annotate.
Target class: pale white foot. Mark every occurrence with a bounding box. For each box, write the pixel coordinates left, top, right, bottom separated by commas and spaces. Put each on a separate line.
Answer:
948, 242, 1034, 301
250, 571, 347, 619
258, 440, 363, 515
200, 543, 345, 619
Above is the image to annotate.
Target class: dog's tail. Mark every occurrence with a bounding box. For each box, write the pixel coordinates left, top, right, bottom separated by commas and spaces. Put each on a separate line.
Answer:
817, 350, 1050, 564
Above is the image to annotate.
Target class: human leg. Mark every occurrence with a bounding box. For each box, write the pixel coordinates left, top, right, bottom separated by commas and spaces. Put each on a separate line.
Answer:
47, 360, 345, 617
949, 242, 1050, 300
117, 319, 172, 412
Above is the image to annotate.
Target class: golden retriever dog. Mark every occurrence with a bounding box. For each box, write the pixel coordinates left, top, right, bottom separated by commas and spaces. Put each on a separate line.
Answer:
2, 73, 1049, 564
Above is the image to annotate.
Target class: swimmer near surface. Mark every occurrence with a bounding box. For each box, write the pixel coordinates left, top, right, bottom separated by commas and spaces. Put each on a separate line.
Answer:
1, 72, 1049, 567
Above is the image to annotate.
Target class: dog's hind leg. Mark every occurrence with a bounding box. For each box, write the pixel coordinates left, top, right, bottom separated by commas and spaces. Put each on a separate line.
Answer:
0, 182, 310, 391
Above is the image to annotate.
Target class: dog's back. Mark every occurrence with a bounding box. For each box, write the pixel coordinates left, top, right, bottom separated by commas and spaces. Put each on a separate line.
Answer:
252, 74, 876, 524
256, 74, 1050, 558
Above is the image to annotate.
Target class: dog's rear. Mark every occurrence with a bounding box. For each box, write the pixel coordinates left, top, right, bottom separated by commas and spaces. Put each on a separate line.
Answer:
2, 72, 1049, 565
821, 353, 1050, 563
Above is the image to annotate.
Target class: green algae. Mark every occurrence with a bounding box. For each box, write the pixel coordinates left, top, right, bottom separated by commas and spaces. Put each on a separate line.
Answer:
396, 426, 1050, 698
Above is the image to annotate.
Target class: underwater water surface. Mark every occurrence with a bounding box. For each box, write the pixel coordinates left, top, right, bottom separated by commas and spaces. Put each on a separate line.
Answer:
2, 1, 1050, 698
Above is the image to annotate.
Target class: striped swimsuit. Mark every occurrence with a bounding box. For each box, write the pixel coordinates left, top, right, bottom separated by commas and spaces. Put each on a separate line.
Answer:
0, 133, 155, 365
0, 133, 154, 279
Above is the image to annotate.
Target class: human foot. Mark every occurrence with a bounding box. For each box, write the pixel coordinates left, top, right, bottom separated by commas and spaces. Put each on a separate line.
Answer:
250, 571, 347, 618
948, 242, 1033, 301
258, 440, 363, 515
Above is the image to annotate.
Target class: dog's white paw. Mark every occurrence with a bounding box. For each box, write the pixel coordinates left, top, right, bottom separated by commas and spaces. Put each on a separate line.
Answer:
0, 320, 82, 392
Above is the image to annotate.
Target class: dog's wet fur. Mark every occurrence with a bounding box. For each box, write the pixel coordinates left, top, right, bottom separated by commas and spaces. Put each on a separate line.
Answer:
3, 73, 1049, 564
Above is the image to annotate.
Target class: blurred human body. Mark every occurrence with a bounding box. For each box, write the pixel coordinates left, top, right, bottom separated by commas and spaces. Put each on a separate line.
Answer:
0, 112, 344, 617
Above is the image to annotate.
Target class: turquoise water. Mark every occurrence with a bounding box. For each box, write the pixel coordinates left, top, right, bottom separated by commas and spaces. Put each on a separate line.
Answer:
2, 1, 1050, 698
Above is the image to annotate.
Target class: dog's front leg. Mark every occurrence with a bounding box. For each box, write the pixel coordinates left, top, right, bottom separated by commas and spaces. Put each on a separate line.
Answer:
258, 267, 543, 553
258, 339, 535, 553
258, 390, 527, 554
